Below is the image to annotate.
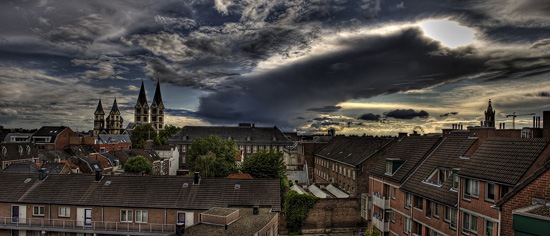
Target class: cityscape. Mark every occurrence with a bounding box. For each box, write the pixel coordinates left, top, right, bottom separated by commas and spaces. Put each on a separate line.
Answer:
1, 1, 549, 236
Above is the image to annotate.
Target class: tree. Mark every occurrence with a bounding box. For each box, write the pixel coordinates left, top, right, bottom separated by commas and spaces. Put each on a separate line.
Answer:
283, 190, 319, 234
187, 135, 238, 177
130, 124, 156, 149
155, 124, 181, 146
241, 150, 285, 179
124, 155, 153, 174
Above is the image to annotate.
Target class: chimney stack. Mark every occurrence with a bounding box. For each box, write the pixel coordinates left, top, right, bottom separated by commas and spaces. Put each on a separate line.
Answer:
175, 222, 185, 235
193, 172, 200, 185
543, 111, 550, 138
95, 169, 102, 181
39, 168, 47, 181
253, 206, 259, 215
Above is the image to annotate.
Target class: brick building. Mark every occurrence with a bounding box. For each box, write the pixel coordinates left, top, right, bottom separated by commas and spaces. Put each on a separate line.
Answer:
31, 126, 74, 152
0, 143, 38, 169
0, 172, 280, 236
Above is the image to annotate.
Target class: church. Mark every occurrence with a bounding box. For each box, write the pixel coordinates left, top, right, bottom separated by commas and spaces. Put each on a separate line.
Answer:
93, 80, 164, 136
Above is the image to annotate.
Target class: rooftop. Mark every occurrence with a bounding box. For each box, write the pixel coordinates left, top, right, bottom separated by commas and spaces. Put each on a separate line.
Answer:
314, 136, 394, 166
169, 125, 292, 145
185, 208, 277, 236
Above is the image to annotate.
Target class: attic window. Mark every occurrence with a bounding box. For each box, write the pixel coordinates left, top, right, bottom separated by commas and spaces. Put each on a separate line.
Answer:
24, 178, 32, 183
26, 145, 31, 155
234, 184, 240, 190
246, 136, 251, 141
182, 183, 189, 188
459, 154, 471, 159
272, 136, 277, 142
423, 168, 452, 186
385, 158, 404, 176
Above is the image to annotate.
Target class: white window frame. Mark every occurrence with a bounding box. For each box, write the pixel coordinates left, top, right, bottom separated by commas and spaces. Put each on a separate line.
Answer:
405, 192, 411, 208
120, 209, 133, 222
58, 206, 70, 217
464, 178, 479, 199
485, 182, 495, 202
385, 162, 393, 175
33, 205, 45, 216
485, 220, 494, 236
135, 210, 148, 223
404, 216, 411, 233
462, 212, 478, 233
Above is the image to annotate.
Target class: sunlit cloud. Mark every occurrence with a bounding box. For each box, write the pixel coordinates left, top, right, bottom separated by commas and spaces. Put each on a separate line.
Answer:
419, 19, 476, 48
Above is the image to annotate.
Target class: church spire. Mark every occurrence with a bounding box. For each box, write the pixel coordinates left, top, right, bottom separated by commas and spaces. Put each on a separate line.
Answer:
150, 78, 164, 131
484, 99, 495, 128
137, 79, 148, 105
111, 97, 120, 113
94, 98, 104, 115
153, 79, 163, 106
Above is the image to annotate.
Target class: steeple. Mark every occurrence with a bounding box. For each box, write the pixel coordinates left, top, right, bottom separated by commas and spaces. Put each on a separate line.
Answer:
94, 99, 105, 115
134, 80, 150, 125
106, 98, 123, 134
137, 80, 148, 105
111, 97, 120, 113
153, 79, 163, 106
93, 99, 105, 136
151, 79, 165, 131
484, 99, 495, 128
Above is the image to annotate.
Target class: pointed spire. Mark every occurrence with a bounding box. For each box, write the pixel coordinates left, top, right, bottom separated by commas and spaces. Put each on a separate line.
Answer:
111, 97, 120, 113
94, 99, 104, 115
487, 99, 493, 111
153, 78, 163, 105
137, 79, 148, 105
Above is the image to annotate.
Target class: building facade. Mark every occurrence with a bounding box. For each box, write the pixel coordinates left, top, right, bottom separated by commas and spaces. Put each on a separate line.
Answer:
132, 79, 165, 133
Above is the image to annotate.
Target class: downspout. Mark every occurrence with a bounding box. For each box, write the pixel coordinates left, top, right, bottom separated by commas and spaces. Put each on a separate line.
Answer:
164, 208, 167, 224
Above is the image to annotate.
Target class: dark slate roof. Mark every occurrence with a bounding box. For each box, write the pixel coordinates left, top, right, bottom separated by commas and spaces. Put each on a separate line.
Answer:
32, 126, 70, 143
496, 159, 550, 207
314, 136, 394, 166
152, 79, 163, 105
370, 136, 442, 183
3, 133, 32, 143
38, 150, 71, 162
112, 149, 160, 165
100, 152, 119, 163
0, 173, 281, 211
97, 134, 131, 144
136, 80, 148, 106
94, 99, 105, 114
169, 125, 293, 146
459, 137, 550, 185
0, 143, 38, 161
1, 162, 39, 173
67, 145, 97, 156
401, 132, 478, 206
42, 163, 68, 174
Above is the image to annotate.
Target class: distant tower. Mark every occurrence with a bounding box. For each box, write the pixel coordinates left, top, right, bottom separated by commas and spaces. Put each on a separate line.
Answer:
134, 80, 150, 125
93, 99, 105, 136
484, 99, 495, 128
150, 79, 164, 132
106, 98, 124, 134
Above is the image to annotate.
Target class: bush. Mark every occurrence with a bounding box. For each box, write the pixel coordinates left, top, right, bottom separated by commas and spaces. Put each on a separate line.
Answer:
123, 155, 152, 174
283, 190, 319, 234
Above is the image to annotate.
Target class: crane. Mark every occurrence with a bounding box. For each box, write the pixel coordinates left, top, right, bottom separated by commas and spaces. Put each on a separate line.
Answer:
505, 112, 535, 129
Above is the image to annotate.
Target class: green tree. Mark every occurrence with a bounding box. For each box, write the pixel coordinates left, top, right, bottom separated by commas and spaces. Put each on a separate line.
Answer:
187, 135, 238, 177
241, 150, 285, 179
123, 155, 153, 174
283, 190, 319, 234
155, 124, 181, 146
130, 124, 156, 149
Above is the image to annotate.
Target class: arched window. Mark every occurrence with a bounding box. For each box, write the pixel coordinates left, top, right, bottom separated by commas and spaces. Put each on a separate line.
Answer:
26, 145, 31, 155
18, 146, 23, 155
1, 147, 7, 158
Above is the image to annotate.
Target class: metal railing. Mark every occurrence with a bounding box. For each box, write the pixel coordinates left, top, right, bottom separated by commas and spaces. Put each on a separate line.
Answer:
372, 192, 390, 209
0, 217, 175, 234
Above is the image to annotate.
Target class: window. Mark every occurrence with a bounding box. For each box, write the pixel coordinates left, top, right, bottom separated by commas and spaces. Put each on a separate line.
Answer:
120, 209, 133, 222
135, 210, 148, 223
444, 206, 450, 222
405, 192, 411, 208
450, 208, 457, 229
433, 202, 439, 218
391, 211, 395, 222
414, 196, 423, 210
246, 146, 251, 154
59, 206, 70, 217
33, 206, 45, 216
464, 178, 479, 199
385, 162, 393, 175
485, 220, 494, 236
404, 217, 411, 233
452, 172, 459, 190
391, 187, 396, 199
462, 212, 478, 233
352, 172, 356, 180
486, 183, 495, 202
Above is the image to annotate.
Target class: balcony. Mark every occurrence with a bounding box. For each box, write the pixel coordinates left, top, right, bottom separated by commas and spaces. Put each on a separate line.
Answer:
0, 217, 175, 235
372, 192, 390, 209
371, 214, 389, 232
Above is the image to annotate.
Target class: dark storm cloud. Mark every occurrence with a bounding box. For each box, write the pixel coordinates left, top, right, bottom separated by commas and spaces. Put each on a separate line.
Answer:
308, 106, 342, 113
197, 27, 488, 126
439, 112, 459, 117
385, 109, 429, 119
538, 92, 550, 97
313, 117, 332, 121
164, 108, 201, 118
358, 113, 381, 121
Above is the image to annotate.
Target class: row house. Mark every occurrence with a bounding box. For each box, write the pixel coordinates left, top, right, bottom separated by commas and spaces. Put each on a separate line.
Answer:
0, 172, 281, 236
459, 137, 550, 236
0, 143, 38, 169
31, 126, 74, 152
367, 135, 442, 235
168, 123, 292, 167
313, 136, 394, 196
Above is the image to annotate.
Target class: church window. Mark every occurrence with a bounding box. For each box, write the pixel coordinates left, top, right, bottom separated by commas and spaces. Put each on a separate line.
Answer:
1, 147, 7, 158
26, 146, 31, 155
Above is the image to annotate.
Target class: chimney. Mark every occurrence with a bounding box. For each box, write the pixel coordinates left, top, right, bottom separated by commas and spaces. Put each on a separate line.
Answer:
175, 222, 185, 235
193, 172, 200, 185
543, 111, 550, 138
39, 168, 47, 181
253, 206, 259, 215
95, 169, 102, 181
398, 132, 407, 139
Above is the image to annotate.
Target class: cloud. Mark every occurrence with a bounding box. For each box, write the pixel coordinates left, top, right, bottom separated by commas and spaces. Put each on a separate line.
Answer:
313, 117, 332, 121
48, 14, 113, 45
154, 15, 197, 32
126, 85, 139, 91
358, 113, 381, 121
0, 108, 18, 116
538, 92, 550, 97
439, 112, 459, 117
474, 0, 550, 27
385, 109, 429, 119
307, 106, 342, 113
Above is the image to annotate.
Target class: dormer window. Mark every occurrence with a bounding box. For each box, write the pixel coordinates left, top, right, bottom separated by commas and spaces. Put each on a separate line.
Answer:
26, 145, 31, 155
424, 168, 452, 186
18, 146, 23, 155
385, 158, 404, 176
246, 136, 251, 141
272, 136, 277, 142
1, 147, 7, 158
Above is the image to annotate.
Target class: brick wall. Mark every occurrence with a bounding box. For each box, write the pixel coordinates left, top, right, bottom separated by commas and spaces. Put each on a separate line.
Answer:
500, 167, 550, 236
55, 128, 74, 151
302, 198, 365, 232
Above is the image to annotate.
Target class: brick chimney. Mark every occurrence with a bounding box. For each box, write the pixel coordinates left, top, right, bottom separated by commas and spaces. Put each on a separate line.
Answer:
543, 111, 550, 138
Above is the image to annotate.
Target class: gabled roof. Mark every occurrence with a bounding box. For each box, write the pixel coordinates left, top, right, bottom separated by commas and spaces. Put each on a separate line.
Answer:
401, 132, 477, 206
496, 159, 550, 207
314, 136, 394, 166
0, 173, 281, 211
1, 162, 39, 173
32, 126, 71, 143
370, 136, 442, 183
169, 125, 292, 146
459, 137, 550, 185
0, 143, 37, 161
42, 163, 69, 174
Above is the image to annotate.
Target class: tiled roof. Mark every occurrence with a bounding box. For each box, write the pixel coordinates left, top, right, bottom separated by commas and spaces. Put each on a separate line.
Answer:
185, 208, 277, 236
1, 162, 39, 173
32, 126, 70, 143
3, 133, 32, 143
97, 134, 131, 144
459, 138, 550, 185
370, 136, 442, 183
496, 159, 550, 207
401, 132, 477, 206
169, 126, 292, 146
314, 136, 394, 166
42, 163, 68, 174
0, 173, 281, 211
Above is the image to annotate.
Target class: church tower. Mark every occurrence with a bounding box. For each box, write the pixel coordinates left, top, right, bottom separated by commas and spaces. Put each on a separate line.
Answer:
93, 99, 105, 136
134, 80, 150, 125
106, 98, 124, 134
150, 80, 164, 132
484, 99, 495, 128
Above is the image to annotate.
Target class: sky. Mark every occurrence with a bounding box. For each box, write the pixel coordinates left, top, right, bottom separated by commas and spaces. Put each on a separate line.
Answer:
0, 0, 549, 135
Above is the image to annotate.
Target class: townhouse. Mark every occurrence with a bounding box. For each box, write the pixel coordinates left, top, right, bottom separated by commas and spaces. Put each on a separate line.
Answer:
313, 136, 394, 196
31, 126, 74, 152
0, 172, 280, 236
0, 143, 38, 169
